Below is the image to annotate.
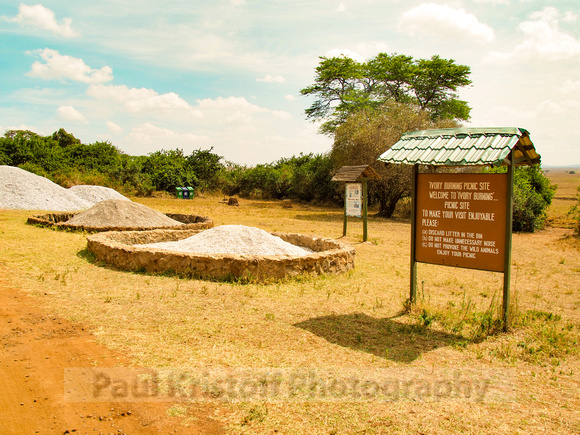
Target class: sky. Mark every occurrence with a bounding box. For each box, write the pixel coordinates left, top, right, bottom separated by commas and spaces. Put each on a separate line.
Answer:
0, 1, 579, 167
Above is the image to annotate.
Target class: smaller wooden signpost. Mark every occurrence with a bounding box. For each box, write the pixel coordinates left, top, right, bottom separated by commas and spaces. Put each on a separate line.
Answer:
331, 165, 380, 242
379, 128, 541, 331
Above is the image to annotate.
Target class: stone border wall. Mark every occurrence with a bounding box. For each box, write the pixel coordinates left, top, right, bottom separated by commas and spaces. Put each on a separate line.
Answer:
86, 229, 355, 282
27, 212, 213, 233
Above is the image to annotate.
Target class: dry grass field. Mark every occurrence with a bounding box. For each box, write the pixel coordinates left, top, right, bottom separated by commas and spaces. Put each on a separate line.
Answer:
1, 169, 579, 434
545, 168, 580, 228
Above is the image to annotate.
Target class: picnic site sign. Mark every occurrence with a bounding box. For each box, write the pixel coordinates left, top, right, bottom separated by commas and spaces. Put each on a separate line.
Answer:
378, 127, 542, 331
415, 173, 507, 272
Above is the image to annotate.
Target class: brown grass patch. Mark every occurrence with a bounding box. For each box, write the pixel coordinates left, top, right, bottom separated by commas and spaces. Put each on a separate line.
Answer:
1, 193, 579, 434
546, 168, 580, 228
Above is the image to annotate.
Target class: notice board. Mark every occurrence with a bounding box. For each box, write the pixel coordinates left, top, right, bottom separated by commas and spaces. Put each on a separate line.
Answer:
346, 183, 362, 217
415, 173, 507, 272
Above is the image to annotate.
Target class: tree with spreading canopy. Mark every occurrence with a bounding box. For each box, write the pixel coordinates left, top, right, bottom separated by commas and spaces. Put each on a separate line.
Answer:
301, 52, 472, 217
301, 53, 472, 134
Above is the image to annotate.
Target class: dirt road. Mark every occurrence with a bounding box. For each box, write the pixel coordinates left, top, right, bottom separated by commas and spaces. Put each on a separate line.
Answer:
0, 281, 224, 435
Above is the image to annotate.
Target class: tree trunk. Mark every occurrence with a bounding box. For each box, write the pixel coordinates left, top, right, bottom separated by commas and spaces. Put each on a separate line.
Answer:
378, 191, 402, 218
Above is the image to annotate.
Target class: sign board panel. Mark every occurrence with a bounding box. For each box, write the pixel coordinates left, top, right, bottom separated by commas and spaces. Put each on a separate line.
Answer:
415, 173, 507, 272
346, 183, 362, 217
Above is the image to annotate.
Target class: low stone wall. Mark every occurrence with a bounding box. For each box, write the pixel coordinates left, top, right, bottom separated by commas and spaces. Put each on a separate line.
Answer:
27, 212, 213, 232
86, 229, 355, 282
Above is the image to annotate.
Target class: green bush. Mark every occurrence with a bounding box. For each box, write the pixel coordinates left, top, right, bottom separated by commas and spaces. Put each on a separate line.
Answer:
140, 149, 198, 192
2, 127, 557, 229
0, 129, 229, 195
487, 165, 555, 232
512, 166, 555, 232
224, 153, 339, 203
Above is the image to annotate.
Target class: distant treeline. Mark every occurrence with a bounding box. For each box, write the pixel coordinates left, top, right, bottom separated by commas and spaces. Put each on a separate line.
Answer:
0, 128, 555, 231
0, 128, 341, 204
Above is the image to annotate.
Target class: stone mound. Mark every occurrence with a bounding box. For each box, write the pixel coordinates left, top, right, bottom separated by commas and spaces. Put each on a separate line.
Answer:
142, 225, 313, 256
0, 165, 91, 211
68, 185, 130, 205
63, 199, 183, 229
87, 229, 355, 282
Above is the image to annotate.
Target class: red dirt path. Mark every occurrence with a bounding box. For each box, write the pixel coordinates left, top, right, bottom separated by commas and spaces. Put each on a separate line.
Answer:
0, 280, 224, 435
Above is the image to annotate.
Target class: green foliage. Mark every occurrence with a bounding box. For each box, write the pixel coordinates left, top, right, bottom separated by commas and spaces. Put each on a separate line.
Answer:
141, 149, 198, 192
487, 165, 555, 232
332, 102, 458, 217
16, 161, 48, 177
2, 126, 557, 233
0, 130, 65, 172
0, 129, 225, 195
221, 153, 340, 203
301, 52, 472, 133
301, 51, 472, 217
187, 148, 223, 191
513, 166, 555, 232
287, 153, 338, 202
52, 128, 81, 148
237, 164, 292, 199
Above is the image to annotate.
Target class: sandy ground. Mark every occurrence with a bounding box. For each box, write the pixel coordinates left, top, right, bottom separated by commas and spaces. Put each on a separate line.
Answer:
0, 278, 224, 435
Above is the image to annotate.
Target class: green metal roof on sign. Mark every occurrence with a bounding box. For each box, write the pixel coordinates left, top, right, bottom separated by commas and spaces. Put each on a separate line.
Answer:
378, 127, 541, 167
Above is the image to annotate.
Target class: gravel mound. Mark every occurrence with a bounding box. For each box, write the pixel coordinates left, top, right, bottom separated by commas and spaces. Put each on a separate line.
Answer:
140, 225, 314, 256
64, 199, 183, 228
0, 165, 91, 211
68, 185, 130, 205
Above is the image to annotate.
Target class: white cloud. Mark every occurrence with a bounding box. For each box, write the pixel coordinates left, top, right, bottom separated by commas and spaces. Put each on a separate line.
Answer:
194, 96, 279, 132
256, 74, 286, 83
57, 105, 87, 123
272, 110, 292, 120
230, 0, 246, 6
486, 7, 580, 63
353, 42, 390, 59
324, 42, 389, 63
398, 3, 495, 44
285, 95, 296, 101
541, 98, 580, 113
87, 84, 202, 117
197, 96, 269, 114
106, 121, 123, 134
471, 0, 509, 4
563, 11, 578, 23
325, 49, 365, 62
125, 123, 206, 155
528, 7, 558, 22
1, 124, 39, 134
337, 3, 347, 13
27, 49, 113, 84
11, 4, 79, 38
559, 80, 580, 94
537, 99, 567, 116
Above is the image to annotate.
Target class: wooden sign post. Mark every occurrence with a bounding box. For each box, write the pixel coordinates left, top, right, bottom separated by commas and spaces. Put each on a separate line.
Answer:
380, 127, 541, 332
410, 157, 516, 330
332, 166, 380, 242
344, 182, 369, 241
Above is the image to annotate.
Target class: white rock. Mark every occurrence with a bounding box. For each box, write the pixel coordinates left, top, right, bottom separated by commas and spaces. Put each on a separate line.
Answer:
0, 165, 91, 211
140, 225, 313, 256
68, 185, 130, 205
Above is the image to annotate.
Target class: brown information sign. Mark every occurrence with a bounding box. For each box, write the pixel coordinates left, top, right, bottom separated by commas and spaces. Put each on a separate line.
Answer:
415, 173, 507, 272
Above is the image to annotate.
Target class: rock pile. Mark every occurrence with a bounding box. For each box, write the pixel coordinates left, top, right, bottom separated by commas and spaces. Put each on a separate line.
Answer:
68, 185, 130, 205
141, 225, 313, 256
0, 165, 91, 211
63, 199, 183, 229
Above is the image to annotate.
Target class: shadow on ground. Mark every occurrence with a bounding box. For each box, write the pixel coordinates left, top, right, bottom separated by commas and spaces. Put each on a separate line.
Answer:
294, 313, 462, 363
